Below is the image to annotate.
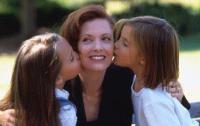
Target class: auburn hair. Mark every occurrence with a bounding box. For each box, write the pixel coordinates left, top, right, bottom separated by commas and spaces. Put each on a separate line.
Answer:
60, 4, 114, 51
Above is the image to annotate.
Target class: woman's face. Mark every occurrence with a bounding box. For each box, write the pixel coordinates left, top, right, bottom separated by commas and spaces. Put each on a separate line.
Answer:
78, 18, 114, 72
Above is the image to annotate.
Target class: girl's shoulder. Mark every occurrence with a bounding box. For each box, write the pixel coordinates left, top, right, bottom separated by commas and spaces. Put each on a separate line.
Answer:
135, 85, 174, 107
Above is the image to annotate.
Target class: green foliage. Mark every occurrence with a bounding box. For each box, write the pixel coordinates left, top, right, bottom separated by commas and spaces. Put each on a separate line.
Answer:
0, 13, 20, 37
113, 3, 200, 36
36, 1, 75, 28
0, 0, 75, 37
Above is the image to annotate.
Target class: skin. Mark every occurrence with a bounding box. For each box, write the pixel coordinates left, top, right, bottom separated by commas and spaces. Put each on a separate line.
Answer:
0, 109, 15, 126
114, 25, 145, 91
114, 25, 144, 74
0, 36, 80, 126
78, 18, 113, 121
55, 37, 80, 89
0, 19, 184, 125
114, 24, 184, 98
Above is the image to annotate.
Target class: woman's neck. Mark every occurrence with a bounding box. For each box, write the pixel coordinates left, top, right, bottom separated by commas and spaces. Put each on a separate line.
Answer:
79, 69, 106, 95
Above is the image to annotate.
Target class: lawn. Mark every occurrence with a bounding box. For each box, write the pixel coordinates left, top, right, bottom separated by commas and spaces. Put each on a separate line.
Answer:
0, 34, 200, 102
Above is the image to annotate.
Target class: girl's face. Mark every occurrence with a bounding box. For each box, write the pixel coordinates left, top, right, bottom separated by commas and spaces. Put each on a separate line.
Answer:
56, 37, 80, 83
78, 18, 114, 72
114, 25, 144, 71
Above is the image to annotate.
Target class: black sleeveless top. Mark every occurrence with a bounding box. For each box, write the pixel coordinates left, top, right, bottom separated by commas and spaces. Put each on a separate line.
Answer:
64, 64, 134, 126
64, 64, 190, 126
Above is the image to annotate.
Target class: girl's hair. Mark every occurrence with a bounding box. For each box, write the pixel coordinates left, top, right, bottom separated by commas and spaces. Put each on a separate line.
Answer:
60, 4, 114, 51
0, 33, 61, 126
113, 18, 128, 42
126, 16, 179, 89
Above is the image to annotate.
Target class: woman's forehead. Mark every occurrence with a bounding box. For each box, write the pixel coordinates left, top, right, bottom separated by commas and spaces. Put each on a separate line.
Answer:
80, 19, 112, 34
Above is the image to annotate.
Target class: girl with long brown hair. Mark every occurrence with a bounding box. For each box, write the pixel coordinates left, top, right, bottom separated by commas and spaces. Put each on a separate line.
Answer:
0, 33, 80, 126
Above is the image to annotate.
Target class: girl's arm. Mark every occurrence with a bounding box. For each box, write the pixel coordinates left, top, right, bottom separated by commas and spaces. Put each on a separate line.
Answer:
142, 102, 181, 126
0, 109, 15, 126
167, 81, 191, 109
142, 101, 198, 126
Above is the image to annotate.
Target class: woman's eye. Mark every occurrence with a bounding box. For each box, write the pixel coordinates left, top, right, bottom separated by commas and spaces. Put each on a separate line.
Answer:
82, 38, 92, 43
102, 37, 112, 42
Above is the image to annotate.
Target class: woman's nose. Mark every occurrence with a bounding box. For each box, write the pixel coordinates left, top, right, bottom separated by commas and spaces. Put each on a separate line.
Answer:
94, 40, 103, 51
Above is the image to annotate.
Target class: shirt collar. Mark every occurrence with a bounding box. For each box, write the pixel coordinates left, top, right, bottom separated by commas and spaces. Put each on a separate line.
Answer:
55, 88, 69, 100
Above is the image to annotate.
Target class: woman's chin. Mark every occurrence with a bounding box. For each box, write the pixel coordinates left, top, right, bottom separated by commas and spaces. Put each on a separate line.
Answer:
83, 64, 111, 72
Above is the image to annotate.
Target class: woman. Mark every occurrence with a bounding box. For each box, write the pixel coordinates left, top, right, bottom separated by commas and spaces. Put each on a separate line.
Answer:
0, 4, 190, 126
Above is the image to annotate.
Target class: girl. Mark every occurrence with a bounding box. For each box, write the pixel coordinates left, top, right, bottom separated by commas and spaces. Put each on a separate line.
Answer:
0, 33, 80, 126
114, 16, 198, 126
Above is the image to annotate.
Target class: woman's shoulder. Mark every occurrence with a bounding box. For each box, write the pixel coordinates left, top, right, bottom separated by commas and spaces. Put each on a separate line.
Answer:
106, 64, 134, 79
104, 64, 134, 90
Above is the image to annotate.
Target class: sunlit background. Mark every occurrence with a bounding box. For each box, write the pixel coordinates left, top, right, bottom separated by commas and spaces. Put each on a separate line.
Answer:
0, 0, 200, 103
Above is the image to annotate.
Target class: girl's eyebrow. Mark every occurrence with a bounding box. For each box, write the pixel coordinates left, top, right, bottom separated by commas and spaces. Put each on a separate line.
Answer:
121, 37, 128, 42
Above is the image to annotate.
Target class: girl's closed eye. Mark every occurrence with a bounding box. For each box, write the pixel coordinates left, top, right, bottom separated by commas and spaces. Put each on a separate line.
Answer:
70, 51, 75, 62
121, 38, 128, 47
70, 54, 74, 62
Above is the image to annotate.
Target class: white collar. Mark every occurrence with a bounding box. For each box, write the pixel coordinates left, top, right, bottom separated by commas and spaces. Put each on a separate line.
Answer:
55, 88, 69, 100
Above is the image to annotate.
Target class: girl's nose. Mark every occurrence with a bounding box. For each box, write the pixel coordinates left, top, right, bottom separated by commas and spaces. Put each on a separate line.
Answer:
114, 41, 119, 49
74, 51, 80, 60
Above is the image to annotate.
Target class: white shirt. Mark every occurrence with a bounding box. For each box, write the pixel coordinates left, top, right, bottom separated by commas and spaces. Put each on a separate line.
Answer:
131, 76, 199, 126
55, 88, 77, 126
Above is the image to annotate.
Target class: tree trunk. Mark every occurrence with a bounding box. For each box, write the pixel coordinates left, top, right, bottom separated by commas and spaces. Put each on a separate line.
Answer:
20, 0, 36, 39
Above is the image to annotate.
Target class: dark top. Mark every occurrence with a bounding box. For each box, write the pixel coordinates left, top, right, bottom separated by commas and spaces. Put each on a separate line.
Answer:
181, 95, 191, 110
64, 64, 190, 126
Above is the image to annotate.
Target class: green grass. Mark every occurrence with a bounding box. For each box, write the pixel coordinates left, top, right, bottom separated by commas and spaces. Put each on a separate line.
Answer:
0, 34, 200, 101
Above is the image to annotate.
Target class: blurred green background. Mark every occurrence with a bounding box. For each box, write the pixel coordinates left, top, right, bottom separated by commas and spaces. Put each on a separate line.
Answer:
0, 0, 200, 102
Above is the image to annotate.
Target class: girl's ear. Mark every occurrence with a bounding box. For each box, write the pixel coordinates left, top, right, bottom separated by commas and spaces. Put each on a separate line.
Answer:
140, 57, 145, 66
55, 76, 64, 86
